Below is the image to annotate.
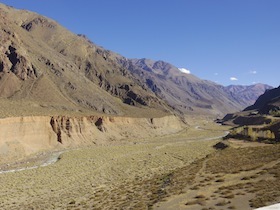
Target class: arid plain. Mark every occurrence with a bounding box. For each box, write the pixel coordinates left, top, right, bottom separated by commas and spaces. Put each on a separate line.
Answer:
0, 118, 279, 210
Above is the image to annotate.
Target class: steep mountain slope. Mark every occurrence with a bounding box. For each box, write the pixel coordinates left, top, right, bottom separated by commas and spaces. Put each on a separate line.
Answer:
222, 86, 280, 125
0, 4, 272, 118
0, 4, 171, 117
244, 86, 280, 114
117, 58, 270, 117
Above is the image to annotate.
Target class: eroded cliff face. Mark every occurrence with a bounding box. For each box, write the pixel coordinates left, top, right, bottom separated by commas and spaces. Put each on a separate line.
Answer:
0, 116, 58, 162
0, 115, 185, 162
49, 115, 184, 145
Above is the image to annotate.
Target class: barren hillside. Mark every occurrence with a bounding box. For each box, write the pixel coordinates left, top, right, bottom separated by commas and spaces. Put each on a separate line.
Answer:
0, 4, 270, 118
0, 4, 170, 118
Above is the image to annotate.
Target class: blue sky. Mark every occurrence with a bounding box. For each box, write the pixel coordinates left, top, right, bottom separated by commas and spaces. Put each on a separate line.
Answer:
1, 0, 280, 87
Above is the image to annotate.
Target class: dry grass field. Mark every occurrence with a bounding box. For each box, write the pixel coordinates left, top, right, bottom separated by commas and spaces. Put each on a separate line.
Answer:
155, 140, 280, 210
0, 120, 279, 210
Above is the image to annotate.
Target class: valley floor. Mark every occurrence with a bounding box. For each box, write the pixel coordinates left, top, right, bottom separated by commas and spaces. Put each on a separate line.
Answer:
154, 140, 280, 210
0, 120, 279, 210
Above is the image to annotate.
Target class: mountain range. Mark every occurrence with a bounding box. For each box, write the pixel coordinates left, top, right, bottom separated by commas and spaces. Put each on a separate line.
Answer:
222, 85, 280, 124
120, 58, 272, 116
0, 4, 273, 118
244, 85, 280, 114
222, 86, 280, 142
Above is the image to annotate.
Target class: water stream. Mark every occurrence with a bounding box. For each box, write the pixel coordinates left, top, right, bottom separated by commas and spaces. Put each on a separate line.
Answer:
0, 151, 64, 174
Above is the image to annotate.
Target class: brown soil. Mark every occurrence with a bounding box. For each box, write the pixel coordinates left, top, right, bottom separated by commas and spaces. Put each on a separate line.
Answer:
0, 120, 227, 210
155, 140, 280, 210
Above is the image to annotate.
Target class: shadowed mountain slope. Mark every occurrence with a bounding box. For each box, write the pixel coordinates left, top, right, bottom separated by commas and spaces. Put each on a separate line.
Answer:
244, 86, 280, 114
222, 86, 280, 126
222, 86, 280, 142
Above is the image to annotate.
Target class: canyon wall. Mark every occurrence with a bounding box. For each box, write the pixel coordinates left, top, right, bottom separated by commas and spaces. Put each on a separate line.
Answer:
0, 115, 185, 162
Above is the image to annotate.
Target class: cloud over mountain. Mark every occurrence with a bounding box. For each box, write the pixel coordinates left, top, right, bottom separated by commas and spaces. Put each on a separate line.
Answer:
230, 77, 238, 81
178, 68, 191, 74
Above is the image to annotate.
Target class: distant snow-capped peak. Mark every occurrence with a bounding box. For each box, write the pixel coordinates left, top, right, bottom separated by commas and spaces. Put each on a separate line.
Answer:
178, 68, 191, 74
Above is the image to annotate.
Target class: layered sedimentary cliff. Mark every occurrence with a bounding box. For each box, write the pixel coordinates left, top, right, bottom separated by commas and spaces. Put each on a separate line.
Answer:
0, 115, 184, 162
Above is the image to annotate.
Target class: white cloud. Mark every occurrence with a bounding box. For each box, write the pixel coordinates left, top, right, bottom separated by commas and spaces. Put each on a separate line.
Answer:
230, 77, 238, 81
178, 68, 191, 74
250, 70, 257, 74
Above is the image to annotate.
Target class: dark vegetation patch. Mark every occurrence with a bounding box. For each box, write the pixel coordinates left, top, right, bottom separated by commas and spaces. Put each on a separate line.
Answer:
213, 141, 229, 150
